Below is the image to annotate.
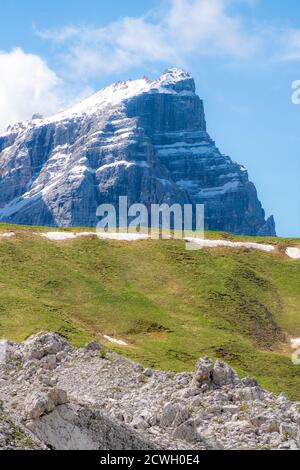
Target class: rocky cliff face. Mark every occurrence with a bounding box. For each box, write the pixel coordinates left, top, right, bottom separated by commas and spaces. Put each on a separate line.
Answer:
0, 68, 275, 235
0, 333, 299, 450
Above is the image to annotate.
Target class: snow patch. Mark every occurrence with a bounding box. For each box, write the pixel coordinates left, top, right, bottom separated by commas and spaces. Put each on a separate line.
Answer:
197, 181, 241, 198
103, 335, 128, 346
286, 247, 300, 259
41, 230, 278, 253
41, 232, 77, 241
184, 238, 275, 253
33, 232, 300, 260
176, 179, 199, 191
40, 232, 96, 241
156, 144, 211, 156
96, 232, 149, 241
40, 231, 148, 242
155, 68, 192, 88
97, 160, 149, 173
291, 338, 300, 349
0, 232, 15, 238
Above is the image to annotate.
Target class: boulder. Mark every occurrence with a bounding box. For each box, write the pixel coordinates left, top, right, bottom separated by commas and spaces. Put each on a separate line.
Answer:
260, 420, 280, 434
0, 340, 21, 367
84, 340, 103, 352
172, 420, 197, 443
48, 388, 68, 406
212, 359, 239, 386
280, 422, 299, 439
20, 333, 69, 361
241, 377, 259, 387
143, 368, 153, 378
159, 403, 191, 429
39, 375, 58, 388
250, 414, 269, 427
160, 403, 181, 428
236, 386, 265, 402
192, 357, 213, 387
40, 354, 57, 371
24, 391, 55, 420
173, 407, 190, 427
276, 393, 291, 410
131, 417, 150, 431
24, 388, 68, 420
56, 351, 67, 362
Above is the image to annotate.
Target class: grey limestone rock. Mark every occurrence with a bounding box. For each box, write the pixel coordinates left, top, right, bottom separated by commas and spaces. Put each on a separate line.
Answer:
84, 340, 103, 352
0, 68, 275, 236
0, 333, 298, 450
20, 332, 70, 361
212, 359, 239, 386
192, 357, 214, 387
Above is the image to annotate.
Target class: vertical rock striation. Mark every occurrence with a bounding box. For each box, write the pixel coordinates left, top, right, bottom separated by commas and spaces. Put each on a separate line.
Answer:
0, 68, 275, 235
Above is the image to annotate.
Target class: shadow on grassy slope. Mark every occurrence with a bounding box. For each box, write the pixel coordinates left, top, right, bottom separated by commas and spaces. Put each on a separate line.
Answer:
0, 225, 300, 399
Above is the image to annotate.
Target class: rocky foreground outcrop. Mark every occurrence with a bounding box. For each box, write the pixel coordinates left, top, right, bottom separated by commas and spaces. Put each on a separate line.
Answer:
0, 333, 299, 450
0, 68, 275, 236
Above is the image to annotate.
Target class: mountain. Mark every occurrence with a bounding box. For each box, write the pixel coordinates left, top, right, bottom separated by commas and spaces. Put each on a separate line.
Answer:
0, 68, 275, 235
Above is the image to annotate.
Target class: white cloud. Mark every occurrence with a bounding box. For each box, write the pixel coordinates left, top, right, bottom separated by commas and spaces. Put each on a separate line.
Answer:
0, 48, 64, 132
165, 0, 256, 57
2, 0, 299, 132
37, 0, 258, 79
0, 48, 93, 132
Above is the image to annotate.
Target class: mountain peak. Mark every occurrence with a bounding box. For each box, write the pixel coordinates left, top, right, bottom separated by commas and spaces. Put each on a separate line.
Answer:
0, 66, 275, 236
9, 69, 196, 128
154, 67, 195, 93
159, 67, 192, 82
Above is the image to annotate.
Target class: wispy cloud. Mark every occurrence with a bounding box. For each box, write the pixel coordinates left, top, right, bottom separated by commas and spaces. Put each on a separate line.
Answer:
37, 0, 259, 79
280, 29, 300, 61
2, 0, 300, 131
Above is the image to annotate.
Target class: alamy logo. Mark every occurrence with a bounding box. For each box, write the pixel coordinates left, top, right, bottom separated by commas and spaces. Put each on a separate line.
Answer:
96, 197, 205, 250
291, 80, 300, 105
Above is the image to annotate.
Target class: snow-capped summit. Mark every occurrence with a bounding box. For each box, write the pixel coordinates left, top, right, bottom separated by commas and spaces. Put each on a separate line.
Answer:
153, 67, 195, 92
159, 66, 192, 82
23, 68, 195, 128
0, 68, 275, 235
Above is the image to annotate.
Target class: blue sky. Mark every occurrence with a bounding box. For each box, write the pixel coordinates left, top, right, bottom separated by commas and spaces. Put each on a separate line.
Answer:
0, 0, 299, 236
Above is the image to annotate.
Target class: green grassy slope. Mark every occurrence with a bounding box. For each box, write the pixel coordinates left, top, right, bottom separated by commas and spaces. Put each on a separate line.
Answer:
0, 224, 300, 399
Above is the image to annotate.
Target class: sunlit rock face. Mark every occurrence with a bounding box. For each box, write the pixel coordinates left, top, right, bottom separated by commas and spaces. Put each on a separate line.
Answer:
0, 67, 275, 235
